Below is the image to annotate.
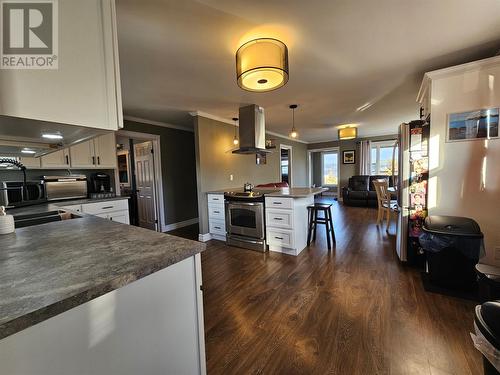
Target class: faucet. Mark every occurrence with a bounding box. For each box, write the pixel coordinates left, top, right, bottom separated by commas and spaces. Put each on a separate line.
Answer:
0, 158, 27, 200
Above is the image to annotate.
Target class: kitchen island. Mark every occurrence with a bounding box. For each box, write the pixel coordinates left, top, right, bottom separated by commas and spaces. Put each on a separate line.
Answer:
0, 205, 206, 375
206, 187, 327, 255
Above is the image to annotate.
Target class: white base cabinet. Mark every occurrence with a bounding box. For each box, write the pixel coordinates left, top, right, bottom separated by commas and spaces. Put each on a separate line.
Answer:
265, 196, 313, 256
0, 254, 206, 375
61, 199, 129, 225
207, 193, 226, 241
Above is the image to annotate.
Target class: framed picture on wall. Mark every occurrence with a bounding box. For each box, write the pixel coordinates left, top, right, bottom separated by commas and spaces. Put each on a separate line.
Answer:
342, 150, 355, 164
447, 108, 499, 142
256, 153, 266, 165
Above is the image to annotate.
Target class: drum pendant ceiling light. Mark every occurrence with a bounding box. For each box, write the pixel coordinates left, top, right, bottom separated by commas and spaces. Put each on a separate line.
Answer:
236, 38, 289, 92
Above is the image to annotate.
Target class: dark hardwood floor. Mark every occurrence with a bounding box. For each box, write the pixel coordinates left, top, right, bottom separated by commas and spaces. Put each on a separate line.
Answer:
198, 200, 481, 375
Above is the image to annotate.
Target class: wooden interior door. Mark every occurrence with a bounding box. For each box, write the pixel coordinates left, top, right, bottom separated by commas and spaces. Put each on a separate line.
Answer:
134, 141, 157, 230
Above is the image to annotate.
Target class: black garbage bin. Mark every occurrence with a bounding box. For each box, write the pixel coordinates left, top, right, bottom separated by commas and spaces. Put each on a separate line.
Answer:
419, 215, 483, 290
476, 264, 500, 303
473, 301, 500, 375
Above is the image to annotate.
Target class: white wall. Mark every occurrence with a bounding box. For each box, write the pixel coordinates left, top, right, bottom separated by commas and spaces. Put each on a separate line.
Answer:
428, 62, 500, 266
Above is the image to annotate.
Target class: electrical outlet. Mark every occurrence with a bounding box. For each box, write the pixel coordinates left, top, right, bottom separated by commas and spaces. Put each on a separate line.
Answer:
495, 246, 500, 260
230, 174, 233, 181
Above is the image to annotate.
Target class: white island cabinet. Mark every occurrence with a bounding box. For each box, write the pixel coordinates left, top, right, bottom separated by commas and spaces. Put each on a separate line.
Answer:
265, 196, 314, 256
0, 0, 122, 131
0, 254, 206, 375
207, 193, 226, 241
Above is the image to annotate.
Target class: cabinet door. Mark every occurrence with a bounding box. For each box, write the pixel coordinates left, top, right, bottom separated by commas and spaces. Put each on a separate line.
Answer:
18, 157, 41, 169
41, 149, 70, 169
94, 133, 117, 168
70, 139, 96, 169
0, 0, 122, 131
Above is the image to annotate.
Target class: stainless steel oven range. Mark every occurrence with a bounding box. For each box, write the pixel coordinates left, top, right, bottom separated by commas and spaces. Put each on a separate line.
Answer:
224, 190, 276, 252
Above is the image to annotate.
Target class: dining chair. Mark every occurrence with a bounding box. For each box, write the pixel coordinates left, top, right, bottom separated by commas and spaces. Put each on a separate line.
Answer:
373, 179, 398, 232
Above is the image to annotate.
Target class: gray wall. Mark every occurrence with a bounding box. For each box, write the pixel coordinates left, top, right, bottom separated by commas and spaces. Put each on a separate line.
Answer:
123, 120, 198, 225
308, 134, 397, 190
311, 152, 322, 187
194, 115, 309, 234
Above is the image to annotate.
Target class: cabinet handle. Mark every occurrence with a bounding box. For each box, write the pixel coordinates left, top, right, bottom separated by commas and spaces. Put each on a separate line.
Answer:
102, 206, 114, 210
275, 236, 283, 240
273, 202, 282, 205
110, 217, 113, 221
65, 155, 69, 165
213, 210, 220, 214
274, 217, 283, 221
92, 156, 96, 165
214, 226, 221, 230
213, 198, 219, 201
97, 156, 100, 165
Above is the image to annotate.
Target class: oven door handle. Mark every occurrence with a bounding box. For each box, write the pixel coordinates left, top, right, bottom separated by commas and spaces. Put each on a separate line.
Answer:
227, 202, 263, 207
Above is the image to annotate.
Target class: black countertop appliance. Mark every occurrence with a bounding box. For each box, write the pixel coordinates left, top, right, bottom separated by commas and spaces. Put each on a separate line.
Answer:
90, 172, 111, 194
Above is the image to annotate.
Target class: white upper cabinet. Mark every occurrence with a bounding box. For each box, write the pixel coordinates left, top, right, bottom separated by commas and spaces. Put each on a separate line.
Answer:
18, 157, 41, 169
69, 132, 116, 169
0, 0, 123, 131
69, 139, 96, 169
94, 133, 117, 168
41, 149, 71, 169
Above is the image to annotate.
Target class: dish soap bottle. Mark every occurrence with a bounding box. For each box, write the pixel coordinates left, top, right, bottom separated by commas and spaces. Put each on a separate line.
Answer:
0, 206, 15, 235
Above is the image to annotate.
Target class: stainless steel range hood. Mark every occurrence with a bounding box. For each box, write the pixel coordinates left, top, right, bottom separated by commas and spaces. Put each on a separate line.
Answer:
232, 104, 270, 155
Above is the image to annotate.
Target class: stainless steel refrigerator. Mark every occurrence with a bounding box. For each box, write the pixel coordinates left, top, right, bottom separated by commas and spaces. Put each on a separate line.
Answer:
395, 120, 430, 264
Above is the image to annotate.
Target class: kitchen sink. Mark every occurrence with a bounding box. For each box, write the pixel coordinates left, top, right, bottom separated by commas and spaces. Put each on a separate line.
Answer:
14, 210, 81, 229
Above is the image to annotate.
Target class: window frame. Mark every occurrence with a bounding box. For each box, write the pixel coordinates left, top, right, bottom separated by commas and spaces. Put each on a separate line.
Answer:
370, 140, 397, 176
321, 150, 339, 187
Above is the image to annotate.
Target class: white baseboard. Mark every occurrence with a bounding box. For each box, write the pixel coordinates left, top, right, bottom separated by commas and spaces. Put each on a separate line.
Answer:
198, 233, 212, 242
198, 233, 226, 242
163, 218, 199, 232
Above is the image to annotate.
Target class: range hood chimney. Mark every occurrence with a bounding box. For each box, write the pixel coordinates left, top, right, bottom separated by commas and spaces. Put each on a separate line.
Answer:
232, 104, 270, 154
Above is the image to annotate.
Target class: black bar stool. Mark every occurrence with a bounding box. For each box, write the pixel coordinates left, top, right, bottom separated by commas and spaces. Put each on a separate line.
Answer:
307, 203, 336, 250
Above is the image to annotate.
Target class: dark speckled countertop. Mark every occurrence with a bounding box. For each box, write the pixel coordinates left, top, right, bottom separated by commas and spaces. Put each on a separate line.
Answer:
0, 202, 205, 340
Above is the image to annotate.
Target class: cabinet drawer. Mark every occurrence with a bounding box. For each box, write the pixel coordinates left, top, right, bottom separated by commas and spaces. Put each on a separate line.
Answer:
96, 211, 130, 224
208, 204, 225, 220
207, 194, 224, 204
60, 204, 82, 213
266, 228, 294, 248
209, 219, 226, 235
266, 209, 293, 229
265, 197, 293, 210
81, 199, 129, 215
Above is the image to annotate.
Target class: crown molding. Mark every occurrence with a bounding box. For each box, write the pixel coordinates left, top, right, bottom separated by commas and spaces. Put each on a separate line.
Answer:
189, 111, 235, 125
123, 115, 194, 132
265, 130, 309, 144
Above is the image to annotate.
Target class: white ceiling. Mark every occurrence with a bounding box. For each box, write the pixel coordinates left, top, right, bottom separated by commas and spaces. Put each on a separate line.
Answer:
116, 0, 500, 143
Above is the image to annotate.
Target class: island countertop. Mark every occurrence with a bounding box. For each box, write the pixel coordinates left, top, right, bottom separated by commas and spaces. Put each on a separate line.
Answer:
264, 187, 328, 198
0, 211, 205, 340
207, 187, 327, 198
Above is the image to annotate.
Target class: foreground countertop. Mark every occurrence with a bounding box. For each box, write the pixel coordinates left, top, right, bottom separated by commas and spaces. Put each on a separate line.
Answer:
0, 208, 205, 340
207, 187, 327, 198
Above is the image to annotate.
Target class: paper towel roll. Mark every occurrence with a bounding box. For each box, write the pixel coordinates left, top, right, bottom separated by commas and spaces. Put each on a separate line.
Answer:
0, 206, 15, 235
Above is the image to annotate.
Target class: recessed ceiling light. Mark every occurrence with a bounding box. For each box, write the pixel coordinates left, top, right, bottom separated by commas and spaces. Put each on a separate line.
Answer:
42, 133, 63, 140
21, 149, 36, 154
